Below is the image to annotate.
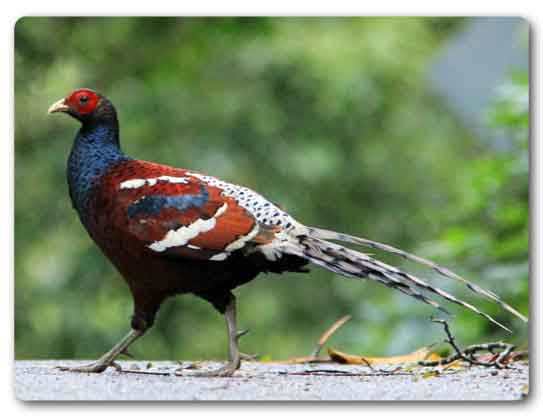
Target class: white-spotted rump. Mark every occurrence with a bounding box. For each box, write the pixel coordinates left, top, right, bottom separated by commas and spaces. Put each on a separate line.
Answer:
186, 172, 297, 231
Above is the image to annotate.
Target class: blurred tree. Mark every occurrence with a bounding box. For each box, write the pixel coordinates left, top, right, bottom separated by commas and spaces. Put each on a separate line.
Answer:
15, 17, 527, 360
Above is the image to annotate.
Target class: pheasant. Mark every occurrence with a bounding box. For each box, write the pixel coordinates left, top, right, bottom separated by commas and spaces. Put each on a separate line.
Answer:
48, 88, 527, 377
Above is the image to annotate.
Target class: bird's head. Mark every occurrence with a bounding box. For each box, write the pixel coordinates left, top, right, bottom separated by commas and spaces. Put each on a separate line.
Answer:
48, 88, 116, 125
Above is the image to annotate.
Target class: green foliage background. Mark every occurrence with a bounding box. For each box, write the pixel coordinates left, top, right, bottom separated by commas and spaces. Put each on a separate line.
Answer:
15, 17, 529, 361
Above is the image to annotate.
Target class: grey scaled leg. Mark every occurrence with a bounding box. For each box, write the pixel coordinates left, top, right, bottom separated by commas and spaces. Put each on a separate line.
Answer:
56, 329, 143, 373
179, 295, 242, 377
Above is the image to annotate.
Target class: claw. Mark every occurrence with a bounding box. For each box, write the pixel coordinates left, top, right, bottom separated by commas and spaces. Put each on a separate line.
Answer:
236, 329, 249, 341
56, 361, 111, 373
120, 347, 134, 358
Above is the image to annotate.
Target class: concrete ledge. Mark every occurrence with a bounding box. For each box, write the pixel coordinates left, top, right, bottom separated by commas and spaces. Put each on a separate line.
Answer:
15, 360, 529, 401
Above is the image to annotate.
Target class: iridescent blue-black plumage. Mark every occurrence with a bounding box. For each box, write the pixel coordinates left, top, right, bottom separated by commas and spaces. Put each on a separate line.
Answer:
67, 123, 129, 222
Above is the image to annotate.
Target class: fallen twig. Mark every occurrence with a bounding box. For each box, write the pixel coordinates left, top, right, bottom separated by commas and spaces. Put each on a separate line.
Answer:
276, 368, 413, 377
418, 319, 518, 369
273, 315, 351, 364
114, 366, 171, 376
311, 315, 352, 358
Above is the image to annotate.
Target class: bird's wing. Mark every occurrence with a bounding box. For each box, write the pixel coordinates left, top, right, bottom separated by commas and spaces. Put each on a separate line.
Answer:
101, 161, 294, 261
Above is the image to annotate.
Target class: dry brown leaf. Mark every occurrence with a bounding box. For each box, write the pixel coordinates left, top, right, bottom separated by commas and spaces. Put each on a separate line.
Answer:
328, 346, 441, 365
271, 315, 352, 364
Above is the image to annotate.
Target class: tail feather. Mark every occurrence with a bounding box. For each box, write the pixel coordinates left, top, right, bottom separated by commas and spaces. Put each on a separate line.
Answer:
306, 226, 528, 323
282, 241, 451, 316
284, 234, 514, 333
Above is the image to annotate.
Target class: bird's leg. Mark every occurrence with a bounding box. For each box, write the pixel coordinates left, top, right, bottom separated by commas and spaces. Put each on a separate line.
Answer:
179, 295, 242, 377
56, 329, 143, 373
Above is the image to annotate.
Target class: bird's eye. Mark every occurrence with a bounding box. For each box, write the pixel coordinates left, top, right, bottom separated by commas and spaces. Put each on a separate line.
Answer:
79, 95, 89, 104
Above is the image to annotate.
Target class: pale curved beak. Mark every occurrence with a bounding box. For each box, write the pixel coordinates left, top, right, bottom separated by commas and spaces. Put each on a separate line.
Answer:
48, 98, 69, 114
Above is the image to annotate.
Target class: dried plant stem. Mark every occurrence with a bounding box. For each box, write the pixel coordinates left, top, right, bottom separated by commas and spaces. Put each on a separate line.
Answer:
311, 315, 352, 358
418, 319, 517, 369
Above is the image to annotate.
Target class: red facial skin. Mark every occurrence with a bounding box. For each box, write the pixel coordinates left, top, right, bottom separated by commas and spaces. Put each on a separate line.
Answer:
65, 88, 100, 115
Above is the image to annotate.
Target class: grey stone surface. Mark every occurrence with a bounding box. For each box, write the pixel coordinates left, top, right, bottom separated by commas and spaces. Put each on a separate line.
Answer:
14, 360, 529, 401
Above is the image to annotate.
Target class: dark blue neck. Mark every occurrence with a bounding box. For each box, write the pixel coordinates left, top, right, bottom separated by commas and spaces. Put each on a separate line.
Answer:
67, 122, 129, 222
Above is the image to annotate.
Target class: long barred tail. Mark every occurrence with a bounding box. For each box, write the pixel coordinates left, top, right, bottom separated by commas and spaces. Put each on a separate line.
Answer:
283, 229, 527, 333
306, 227, 528, 323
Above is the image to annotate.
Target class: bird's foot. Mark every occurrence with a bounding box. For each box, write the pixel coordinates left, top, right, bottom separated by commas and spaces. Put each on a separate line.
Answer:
56, 360, 121, 374
175, 361, 240, 377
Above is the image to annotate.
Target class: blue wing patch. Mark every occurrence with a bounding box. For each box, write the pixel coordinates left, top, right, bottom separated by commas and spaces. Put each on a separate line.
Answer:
127, 184, 209, 218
